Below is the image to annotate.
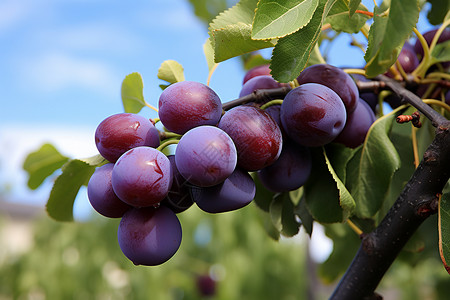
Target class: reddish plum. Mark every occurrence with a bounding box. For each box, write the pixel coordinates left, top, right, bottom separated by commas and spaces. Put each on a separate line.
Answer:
296, 64, 359, 113
87, 163, 131, 218
242, 64, 271, 84
175, 126, 237, 187
112, 146, 172, 207
95, 113, 160, 163
218, 105, 282, 171
334, 98, 376, 148
281, 83, 347, 147
158, 81, 222, 134
117, 206, 182, 266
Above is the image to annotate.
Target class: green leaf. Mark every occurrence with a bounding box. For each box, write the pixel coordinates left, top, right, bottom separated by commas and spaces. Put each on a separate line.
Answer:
345, 106, 407, 218
211, 23, 277, 63
439, 182, 450, 274
380, 108, 434, 224
270, 0, 337, 82
203, 39, 218, 72
46, 155, 106, 222
252, 172, 276, 212
426, 0, 450, 25
348, 0, 361, 17
294, 197, 313, 236
157, 60, 185, 84
23, 143, 69, 190
323, 147, 356, 217
187, 0, 229, 24
431, 40, 450, 63
324, 143, 357, 185
304, 147, 347, 223
379, 116, 415, 223
256, 208, 281, 240
121, 72, 145, 114
325, 0, 370, 34
209, 0, 258, 31
209, 0, 276, 63
80, 154, 108, 166
308, 43, 326, 65
364, 0, 419, 77
269, 192, 301, 237
243, 53, 271, 70
252, 0, 319, 40
289, 187, 303, 206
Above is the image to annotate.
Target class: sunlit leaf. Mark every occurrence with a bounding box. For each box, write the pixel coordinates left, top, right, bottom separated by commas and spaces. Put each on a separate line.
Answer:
325, 0, 370, 34
348, 0, 361, 17
270, 0, 337, 82
209, 0, 258, 31
208, 0, 276, 62
211, 23, 277, 62
46, 155, 107, 222
364, 0, 419, 77
23, 143, 69, 190
252, 0, 319, 40
157, 60, 185, 84
121, 72, 145, 113
203, 39, 217, 72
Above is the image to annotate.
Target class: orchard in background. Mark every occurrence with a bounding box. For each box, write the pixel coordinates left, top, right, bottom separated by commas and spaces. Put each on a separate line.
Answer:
23, 0, 450, 299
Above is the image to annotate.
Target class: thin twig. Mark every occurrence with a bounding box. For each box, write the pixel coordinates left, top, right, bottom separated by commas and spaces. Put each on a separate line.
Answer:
376, 75, 448, 127
221, 87, 292, 111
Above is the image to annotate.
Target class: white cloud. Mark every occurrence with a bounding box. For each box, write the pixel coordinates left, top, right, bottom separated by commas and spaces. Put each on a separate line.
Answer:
20, 52, 120, 96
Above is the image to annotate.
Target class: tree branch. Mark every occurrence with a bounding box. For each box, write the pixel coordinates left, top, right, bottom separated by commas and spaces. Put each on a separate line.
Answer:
376, 75, 448, 127
221, 87, 291, 111
331, 80, 450, 299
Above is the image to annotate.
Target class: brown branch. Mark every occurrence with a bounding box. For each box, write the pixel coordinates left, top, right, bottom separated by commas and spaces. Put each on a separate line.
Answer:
221, 87, 291, 111
377, 75, 448, 127
331, 77, 450, 299
331, 121, 450, 299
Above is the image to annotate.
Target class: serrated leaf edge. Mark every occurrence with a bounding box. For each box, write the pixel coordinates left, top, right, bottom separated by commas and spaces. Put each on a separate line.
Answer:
251, 0, 319, 40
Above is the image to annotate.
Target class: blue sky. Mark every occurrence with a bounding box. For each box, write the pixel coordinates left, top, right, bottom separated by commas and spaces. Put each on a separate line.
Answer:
0, 0, 436, 220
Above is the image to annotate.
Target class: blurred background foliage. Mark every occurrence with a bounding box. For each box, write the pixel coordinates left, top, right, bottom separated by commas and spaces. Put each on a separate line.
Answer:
0, 203, 309, 300
1, 200, 449, 300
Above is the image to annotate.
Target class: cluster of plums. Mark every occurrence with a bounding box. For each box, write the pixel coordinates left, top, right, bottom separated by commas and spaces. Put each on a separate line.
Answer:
87, 62, 376, 266
86, 27, 448, 267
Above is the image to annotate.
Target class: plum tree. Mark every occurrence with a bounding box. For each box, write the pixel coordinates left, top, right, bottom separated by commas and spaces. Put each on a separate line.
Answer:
23, 1, 450, 299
